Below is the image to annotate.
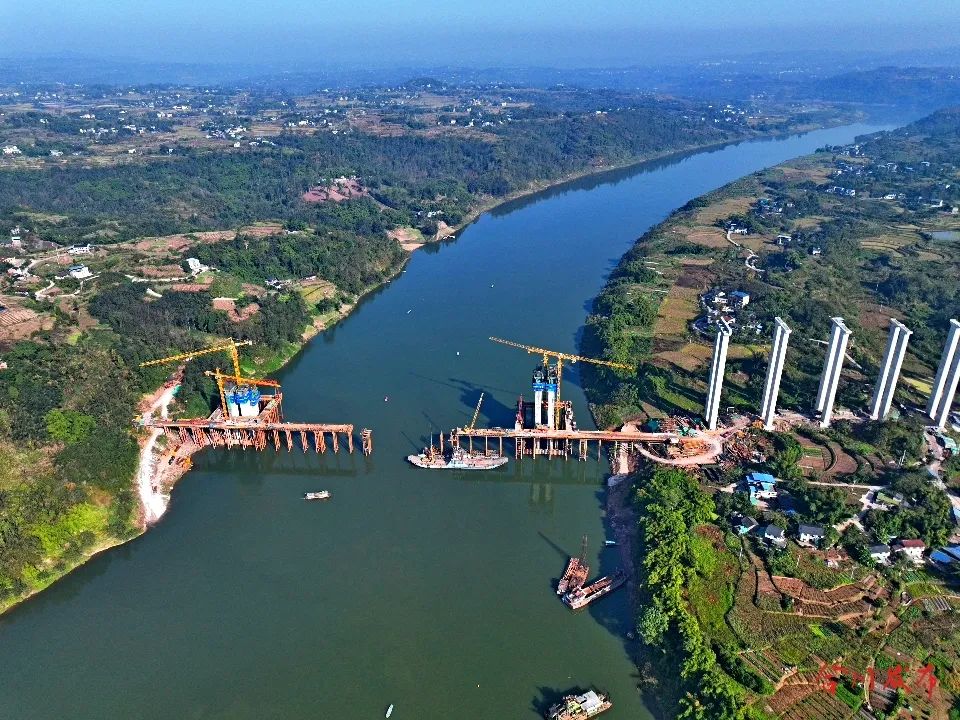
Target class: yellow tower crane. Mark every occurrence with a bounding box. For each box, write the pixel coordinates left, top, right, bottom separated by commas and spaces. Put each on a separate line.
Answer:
139, 339, 255, 412
488, 336, 632, 407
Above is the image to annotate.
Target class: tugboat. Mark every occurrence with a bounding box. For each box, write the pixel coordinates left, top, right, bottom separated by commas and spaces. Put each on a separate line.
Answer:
304, 490, 331, 501
407, 437, 507, 471
563, 570, 626, 611
546, 689, 612, 719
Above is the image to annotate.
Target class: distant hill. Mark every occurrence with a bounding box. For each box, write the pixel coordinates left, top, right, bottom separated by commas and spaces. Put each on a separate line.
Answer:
802, 65, 960, 108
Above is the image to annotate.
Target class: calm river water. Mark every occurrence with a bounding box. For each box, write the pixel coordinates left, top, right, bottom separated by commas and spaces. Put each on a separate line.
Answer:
1, 122, 892, 719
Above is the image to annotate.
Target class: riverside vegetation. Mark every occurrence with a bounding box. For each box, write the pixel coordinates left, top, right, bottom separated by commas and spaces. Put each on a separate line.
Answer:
0, 81, 854, 610
584, 108, 960, 718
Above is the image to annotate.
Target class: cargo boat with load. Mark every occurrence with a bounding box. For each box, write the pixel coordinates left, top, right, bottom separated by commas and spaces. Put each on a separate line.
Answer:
562, 570, 626, 610
304, 491, 331, 501
407, 442, 507, 470
557, 535, 589, 595
546, 689, 612, 719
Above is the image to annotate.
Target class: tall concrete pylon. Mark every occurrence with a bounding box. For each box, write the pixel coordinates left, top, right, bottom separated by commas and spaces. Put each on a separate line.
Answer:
760, 317, 791, 430
868, 319, 912, 421
815, 317, 851, 428
927, 319, 960, 430
704, 319, 732, 431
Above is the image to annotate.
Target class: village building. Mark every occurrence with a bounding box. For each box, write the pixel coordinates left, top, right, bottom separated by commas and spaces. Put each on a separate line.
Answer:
892, 539, 926, 564
869, 544, 891, 564
731, 513, 759, 535
761, 524, 787, 548
68, 264, 93, 280
797, 524, 826, 546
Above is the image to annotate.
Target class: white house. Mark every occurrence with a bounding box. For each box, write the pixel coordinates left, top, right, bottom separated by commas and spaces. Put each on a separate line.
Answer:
730, 290, 750, 308
185, 257, 209, 275
68, 244, 94, 255
869, 544, 891, 564
798, 524, 826, 546
776, 234, 792, 245
893, 539, 926, 564
68, 264, 93, 280
2, 145, 22, 156
762, 524, 786, 548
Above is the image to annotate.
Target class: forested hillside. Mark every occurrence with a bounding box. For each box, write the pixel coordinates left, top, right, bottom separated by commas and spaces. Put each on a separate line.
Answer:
583, 106, 960, 431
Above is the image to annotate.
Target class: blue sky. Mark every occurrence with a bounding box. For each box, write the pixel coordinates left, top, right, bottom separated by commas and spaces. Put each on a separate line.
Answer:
5, 0, 960, 67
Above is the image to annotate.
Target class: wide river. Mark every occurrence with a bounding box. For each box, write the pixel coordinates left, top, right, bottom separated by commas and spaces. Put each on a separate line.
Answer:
2, 121, 892, 719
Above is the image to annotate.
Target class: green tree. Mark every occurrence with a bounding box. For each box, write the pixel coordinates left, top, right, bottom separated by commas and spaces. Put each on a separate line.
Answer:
45, 409, 96, 445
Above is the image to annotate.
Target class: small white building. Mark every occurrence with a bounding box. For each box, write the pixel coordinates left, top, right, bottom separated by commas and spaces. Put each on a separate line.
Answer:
730, 290, 750, 308
2, 145, 22, 156
68, 264, 93, 280
776, 234, 792, 245
762, 524, 787, 548
798, 524, 826, 546
68, 244, 94, 255
893, 539, 926, 564
869, 544, 891, 564
185, 257, 209, 275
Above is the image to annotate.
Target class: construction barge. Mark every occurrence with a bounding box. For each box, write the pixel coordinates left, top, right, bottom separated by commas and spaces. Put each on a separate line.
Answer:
562, 571, 627, 611
546, 690, 612, 719
557, 535, 589, 595
407, 442, 507, 470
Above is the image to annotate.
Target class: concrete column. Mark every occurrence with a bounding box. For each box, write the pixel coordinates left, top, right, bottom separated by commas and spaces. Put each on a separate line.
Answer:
760, 317, 791, 430
533, 367, 544, 426
868, 319, 912, 421
815, 317, 851, 428
546, 385, 557, 429
927, 319, 960, 429
704, 319, 732, 431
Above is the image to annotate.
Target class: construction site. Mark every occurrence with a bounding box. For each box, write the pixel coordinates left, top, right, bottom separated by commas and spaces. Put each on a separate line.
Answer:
139, 339, 373, 459
439, 337, 725, 469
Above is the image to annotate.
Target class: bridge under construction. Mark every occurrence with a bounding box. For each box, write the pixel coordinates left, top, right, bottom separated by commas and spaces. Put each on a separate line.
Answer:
139, 340, 372, 457
147, 395, 372, 456
439, 338, 722, 466
448, 425, 712, 461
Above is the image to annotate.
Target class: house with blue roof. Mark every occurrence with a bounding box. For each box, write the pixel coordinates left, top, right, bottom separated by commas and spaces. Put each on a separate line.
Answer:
745, 472, 778, 504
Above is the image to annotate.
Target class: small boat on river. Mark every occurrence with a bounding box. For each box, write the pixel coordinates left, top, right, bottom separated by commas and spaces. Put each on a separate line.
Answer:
385, 704, 394, 718
304, 491, 331, 501
407, 444, 507, 471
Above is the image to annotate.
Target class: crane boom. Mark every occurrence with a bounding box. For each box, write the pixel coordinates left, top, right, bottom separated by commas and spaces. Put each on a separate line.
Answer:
488, 336, 631, 370
204, 369, 280, 388
488, 337, 632, 418
469, 392, 484, 430
140, 339, 255, 413
139, 339, 252, 381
